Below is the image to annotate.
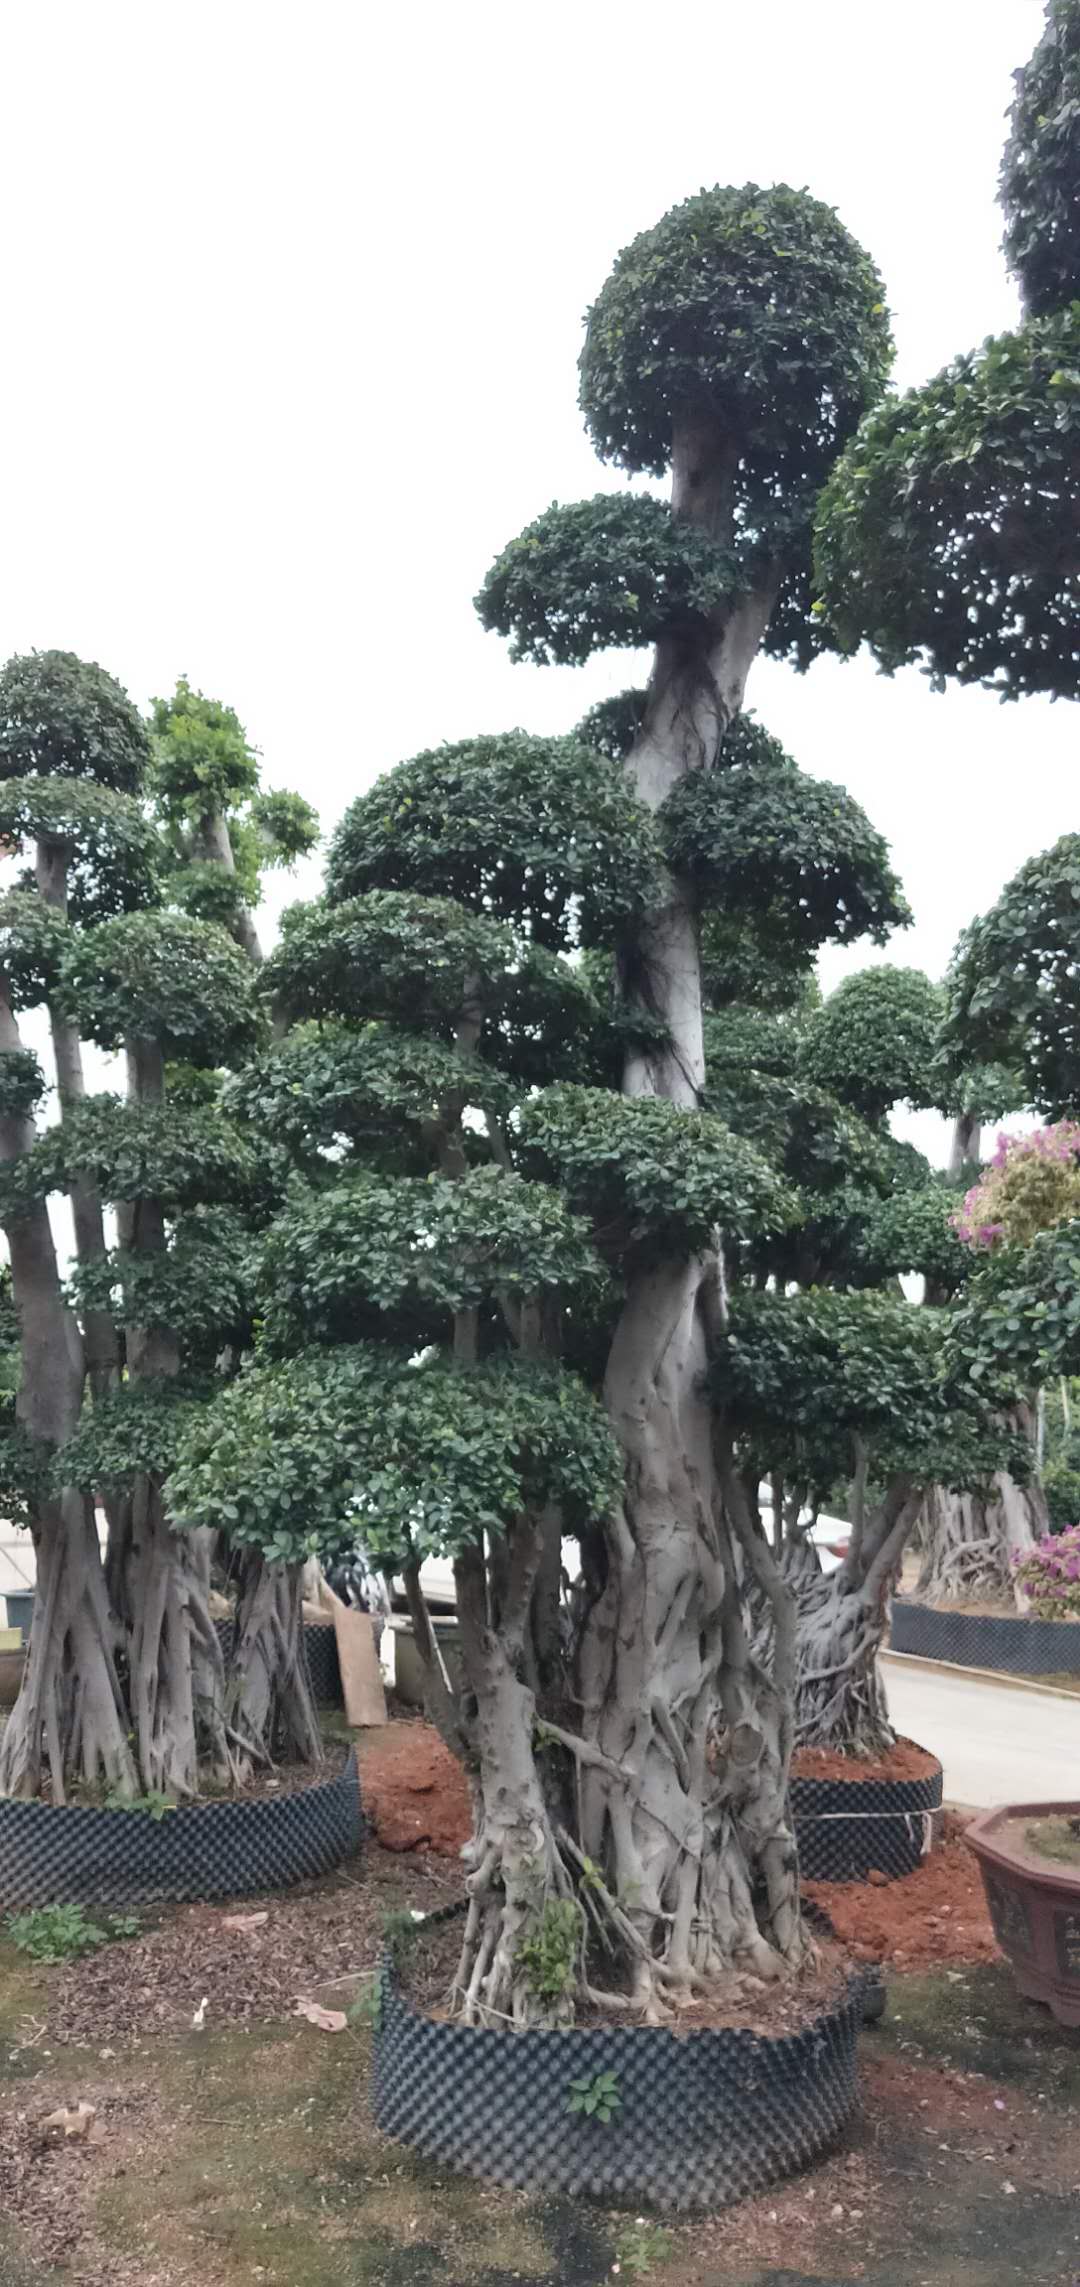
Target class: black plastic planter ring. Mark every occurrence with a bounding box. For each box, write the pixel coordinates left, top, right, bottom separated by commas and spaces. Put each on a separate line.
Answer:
891, 1599, 1080, 1678
373, 1904, 869, 2211
791, 1756, 943, 1883
0, 1750, 362, 1914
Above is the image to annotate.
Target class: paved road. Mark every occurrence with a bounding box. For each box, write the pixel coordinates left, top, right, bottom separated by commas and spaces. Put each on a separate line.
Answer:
881, 1650, 1080, 1807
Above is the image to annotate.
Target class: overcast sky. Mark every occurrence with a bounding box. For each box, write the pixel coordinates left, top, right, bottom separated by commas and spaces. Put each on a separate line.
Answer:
0, 0, 1071, 1170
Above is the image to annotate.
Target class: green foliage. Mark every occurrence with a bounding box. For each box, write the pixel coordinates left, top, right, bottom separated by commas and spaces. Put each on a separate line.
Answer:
814, 308, 1080, 700
516, 1899, 581, 2001
949, 1217, 1080, 1389
165, 859, 249, 931
703, 1002, 808, 1081
150, 679, 259, 818
944, 838, 1080, 1115
719, 1286, 1021, 1493
265, 893, 515, 1029
69, 1209, 253, 1350
612, 2223, 673, 2277
0, 1097, 266, 1215
660, 720, 908, 953
60, 1380, 206, 1492
477, 494, 737, 666
1001, 0, 1080, 316
579, 182, 891, 502
247, 787, 320, 866
0, 650, 151, 793
797, 968, 945, 1124
103, 1789, 174, 1820
6, 1905, 111, 1961
0, 778, 162, 923
1044, 1449, 1080, 1529
519, 1083, 793, 1257
700, 910, 819, 1015
62, 911, 262, 1065
224, 1022, 515, 1164
257, 1167, 603, 1350
575, 686, 647, 761
854, 1182, 970, 1294
325, 731, 661, 950
0, 1046, 47, 1123
0, 889, 71, 1011
167, 1343, 622, 1566
566, 2068, 621, 2123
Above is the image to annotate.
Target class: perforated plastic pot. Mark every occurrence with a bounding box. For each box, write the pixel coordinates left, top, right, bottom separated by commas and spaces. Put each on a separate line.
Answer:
373, 1905, 870, 2211
891, 1599, 1080, 1677
791, 1751, 943, 1883
0, 1750, 362, 1914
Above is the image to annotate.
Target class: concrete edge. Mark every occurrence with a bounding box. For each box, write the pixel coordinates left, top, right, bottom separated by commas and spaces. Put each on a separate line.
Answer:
881, 1645, 1080, 1705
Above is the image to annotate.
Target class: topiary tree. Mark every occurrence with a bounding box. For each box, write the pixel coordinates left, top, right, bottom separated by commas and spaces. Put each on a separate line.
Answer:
944, 837, 1080, 1120
814, 0, 1080, 702
149, 678, 318, 961
716, 1287, 1021, 1752
168, 180, 901, 2021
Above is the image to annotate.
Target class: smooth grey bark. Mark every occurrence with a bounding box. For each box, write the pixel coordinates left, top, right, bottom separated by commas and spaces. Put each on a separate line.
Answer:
191, 808, 264, 963
947, 1110, 983, 1181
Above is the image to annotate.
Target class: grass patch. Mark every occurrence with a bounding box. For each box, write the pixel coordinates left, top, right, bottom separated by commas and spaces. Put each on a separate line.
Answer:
92, 2018, 600, 2285
1025, 1813, 1080, 1866
879, 1958, 1080, 2103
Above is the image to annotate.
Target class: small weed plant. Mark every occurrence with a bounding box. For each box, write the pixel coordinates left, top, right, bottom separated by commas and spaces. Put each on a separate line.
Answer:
517, 1898, 581, 2002
5, 1903, 141, 1962
614, 2221, 674, 2277
567, 2067, 621, 2124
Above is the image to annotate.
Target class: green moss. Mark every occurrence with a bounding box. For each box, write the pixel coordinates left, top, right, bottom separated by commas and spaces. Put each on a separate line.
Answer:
876, 1960, 1080, 2102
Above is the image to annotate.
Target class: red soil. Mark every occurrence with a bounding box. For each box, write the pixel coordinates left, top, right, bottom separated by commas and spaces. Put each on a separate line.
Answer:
356, 1720, 472, 1857
792, 1735, 940, 1784
806, 1818, 1000, 1969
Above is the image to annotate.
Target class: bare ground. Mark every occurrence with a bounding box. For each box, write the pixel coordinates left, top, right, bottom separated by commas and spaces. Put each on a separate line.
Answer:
1, 1738, 1078, 2285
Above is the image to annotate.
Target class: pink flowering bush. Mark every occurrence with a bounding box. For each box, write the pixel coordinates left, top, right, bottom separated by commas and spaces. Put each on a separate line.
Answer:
952, 1123, 1080, 1250
1012, 1523, 1080, 1619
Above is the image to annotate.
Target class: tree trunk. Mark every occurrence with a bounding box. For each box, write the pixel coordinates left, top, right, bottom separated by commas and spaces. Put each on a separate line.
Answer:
947, 1111, 983, 1181
226, 1553, 323, 1776
796, 1485, 921, 1755
193, 808, 264, 963
574, 1264, 804, 2013
34, 834, 121, 1403
915, 1473, 1046, 1610
0, 968, 135, 1800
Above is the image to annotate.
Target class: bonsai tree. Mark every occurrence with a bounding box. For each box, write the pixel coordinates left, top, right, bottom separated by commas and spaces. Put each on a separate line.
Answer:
170, 181, 902, 2024
813, 0, 1080, 702
717, 1287, 1022, 1753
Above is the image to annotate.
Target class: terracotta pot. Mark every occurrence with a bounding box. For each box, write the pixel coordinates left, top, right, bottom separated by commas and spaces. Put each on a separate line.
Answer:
967, 1800, 1080, 2028
0, 1646, 24, 1710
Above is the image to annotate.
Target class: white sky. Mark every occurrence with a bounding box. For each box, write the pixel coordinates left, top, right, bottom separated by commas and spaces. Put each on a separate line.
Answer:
0, 0, 1071, 1173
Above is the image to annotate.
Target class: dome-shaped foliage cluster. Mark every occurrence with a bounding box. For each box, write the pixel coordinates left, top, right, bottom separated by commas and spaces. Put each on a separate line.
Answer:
166, 1344, 622, 1565
258, 1166, 602, 1351
224, 1023, 517, 1164
0, 890, 70, 1011
1001, 0, 1080, 316
326, 731, 661, 950
150, 680, 260, 817
944, 836, 1080, 1115
0, 1044, 47, 1123
476, 495, 739, 667
0, 651, 151, 792
0, 1097, 268, 1216
266, 893, 516, 1029
519, 1082, 793, 1255
853, 1182, 970, 1293
660, 726, 908, 952
0, 778, 162, 923
815, 310, 1080, 699
798, 967, 944, 1125
579, 183, 892, 507
71, 1207, 254, 1350
576, 688, 648, 763
63, 910, 262, 1065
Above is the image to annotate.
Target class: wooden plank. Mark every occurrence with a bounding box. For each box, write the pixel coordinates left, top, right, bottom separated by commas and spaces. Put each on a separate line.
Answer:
329, 1600, 386, 1728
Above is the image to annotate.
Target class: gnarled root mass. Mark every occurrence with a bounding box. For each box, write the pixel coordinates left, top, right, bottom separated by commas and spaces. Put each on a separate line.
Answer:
915, 1472, 1046, 1610
225, 1553, 323, 1781
795, 1576, 895, 1758
0, 1492, 135, 1801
